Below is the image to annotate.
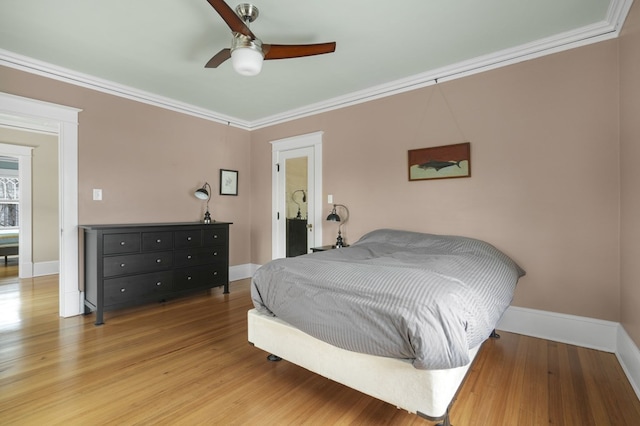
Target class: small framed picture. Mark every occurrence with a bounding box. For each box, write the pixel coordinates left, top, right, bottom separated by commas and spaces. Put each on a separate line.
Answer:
220, 169, 238, 196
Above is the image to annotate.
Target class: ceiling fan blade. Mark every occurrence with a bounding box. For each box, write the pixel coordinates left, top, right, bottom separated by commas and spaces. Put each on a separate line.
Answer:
205, 48, 231, 68
263, 42, 337, 60
205, 0, 256, 39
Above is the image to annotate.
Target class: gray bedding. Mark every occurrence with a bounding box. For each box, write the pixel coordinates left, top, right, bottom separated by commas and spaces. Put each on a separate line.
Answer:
251, 229, 525, 369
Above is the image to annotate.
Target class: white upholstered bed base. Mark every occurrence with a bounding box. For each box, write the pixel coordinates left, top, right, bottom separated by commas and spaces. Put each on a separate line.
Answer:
247, 309, 481, 421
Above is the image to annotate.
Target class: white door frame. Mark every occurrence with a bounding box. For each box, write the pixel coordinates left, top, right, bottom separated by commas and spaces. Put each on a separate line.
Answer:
271, 132, 323, 259
277, 146, 315, 254
0, 92, 81, 318
0, 143, 33, 279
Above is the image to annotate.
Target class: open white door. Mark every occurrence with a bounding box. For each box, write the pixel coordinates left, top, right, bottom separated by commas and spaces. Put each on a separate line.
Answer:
271, 132, 323, 260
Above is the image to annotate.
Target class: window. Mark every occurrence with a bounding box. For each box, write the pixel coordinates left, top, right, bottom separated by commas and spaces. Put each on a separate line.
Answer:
0, 177, 19, 228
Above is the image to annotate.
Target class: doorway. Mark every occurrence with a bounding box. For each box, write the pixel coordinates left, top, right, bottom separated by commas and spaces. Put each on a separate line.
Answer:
271, 132, 323, 259
0, 92, 81, 317
0, 143, 33, 279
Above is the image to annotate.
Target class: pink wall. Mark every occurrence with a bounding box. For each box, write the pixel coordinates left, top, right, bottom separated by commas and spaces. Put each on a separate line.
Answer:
0, 68, 253, 266
1, 6, 637, 341
620, 0, 640, 346
251, 39, 621, 322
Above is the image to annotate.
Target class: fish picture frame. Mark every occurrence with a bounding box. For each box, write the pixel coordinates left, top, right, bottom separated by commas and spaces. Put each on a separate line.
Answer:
408, 142, 471, 181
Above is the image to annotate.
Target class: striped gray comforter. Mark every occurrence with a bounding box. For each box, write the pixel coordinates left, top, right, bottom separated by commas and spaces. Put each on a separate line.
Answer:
251, 229, 525, 369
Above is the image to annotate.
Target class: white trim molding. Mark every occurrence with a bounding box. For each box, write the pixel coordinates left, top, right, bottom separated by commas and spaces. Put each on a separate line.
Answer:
0, 0, 634, 130
270, 132, 323, 259
498, 305, 640, 400
33, 260, 59, 277
0, 92, 81, 318
229, 263, 260, 282
497, 305, 619, 353
0, 50, 252, 131
617, 326, 640, 399
0, 143, 33, 279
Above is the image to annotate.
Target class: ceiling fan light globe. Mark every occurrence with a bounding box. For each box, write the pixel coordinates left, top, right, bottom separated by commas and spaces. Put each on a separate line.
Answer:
231, 47, 264, 76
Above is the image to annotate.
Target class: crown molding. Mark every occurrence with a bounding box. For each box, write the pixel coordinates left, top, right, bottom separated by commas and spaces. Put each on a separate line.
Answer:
0, 50, 252, 131
0, 0, 632, 131
251, 0, 633, 129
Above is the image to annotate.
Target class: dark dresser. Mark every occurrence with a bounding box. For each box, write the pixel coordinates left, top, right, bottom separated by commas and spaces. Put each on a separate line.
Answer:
80, 222, 232, 325
286, 218, 308, 257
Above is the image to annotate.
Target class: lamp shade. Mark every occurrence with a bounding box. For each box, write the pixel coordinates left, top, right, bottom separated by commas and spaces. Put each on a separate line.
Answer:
194, 186, 209, 200
231, 47, 264, 76
326, 208, 341, 222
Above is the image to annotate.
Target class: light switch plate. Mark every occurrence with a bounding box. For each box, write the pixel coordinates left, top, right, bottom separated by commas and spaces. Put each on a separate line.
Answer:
93, 189, 102, 201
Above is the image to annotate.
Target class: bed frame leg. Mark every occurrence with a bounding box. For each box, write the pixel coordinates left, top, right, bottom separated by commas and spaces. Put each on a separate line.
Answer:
435, 406, 452, 426
490, 329, 500, 339
267, 354, 282, 362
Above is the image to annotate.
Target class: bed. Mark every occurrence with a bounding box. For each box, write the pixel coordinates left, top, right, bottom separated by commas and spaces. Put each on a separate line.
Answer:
249, 229, 525, 424
0, 229, 19, 264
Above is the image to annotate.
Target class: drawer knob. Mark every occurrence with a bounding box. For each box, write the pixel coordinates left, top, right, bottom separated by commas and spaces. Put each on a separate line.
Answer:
187, 255, 192, 259
120, 263, 126, 267
120, 241, 126, 246
156, 259, 162, 263
213, 271, 218, 276
187, 236, 192, 241
156, 239, 162, 243
213, 252, 218, 256
156, 281, 162, 286
187, 276, 192, 280
214, 235, 218, 239
120, 288, 126, 292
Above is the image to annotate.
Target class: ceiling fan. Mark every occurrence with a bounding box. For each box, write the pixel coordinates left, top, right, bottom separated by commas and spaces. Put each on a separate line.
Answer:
205, 0, 337, 76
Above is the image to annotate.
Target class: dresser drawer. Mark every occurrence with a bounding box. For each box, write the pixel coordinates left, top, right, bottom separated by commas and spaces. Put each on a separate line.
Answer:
142, 231, 174, 251
174, 246, 227, 268
103, 233, 141, 255
174, 230, 202, 248
174, 264, 227, 290
103, 251, 174, 277
82, 222, 231, 325
104, 271, 173, 306
203, 227, 228, 247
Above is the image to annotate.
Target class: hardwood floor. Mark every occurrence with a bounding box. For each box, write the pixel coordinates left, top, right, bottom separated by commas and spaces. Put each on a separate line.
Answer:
1, 272, 639, 425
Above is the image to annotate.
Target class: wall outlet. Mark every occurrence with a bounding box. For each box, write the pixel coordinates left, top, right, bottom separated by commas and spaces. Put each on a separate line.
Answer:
93, 189, 102, 201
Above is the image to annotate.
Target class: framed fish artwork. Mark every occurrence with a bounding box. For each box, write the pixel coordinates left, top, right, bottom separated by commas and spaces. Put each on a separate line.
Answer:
408, 142, 471, 181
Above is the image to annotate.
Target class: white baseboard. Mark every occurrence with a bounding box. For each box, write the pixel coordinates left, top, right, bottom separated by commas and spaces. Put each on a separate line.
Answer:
19, 260, 60, 278
617, 326, 640, 400
498, 305, 640, 400
497, 305, 619, 352
33, 260, 59, 277
229, 263, 261, 282
19, 261, 33, 278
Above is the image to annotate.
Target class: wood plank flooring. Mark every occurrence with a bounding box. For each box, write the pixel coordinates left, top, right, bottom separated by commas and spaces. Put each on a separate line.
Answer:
1, 271, 639, 425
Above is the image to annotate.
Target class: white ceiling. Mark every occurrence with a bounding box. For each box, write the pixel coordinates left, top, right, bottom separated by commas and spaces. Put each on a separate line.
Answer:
0, 0, 633, 129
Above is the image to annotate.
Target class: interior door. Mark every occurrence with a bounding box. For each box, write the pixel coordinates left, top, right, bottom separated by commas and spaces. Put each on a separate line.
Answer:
271, 132, 323, 260
276, 147, 314, 258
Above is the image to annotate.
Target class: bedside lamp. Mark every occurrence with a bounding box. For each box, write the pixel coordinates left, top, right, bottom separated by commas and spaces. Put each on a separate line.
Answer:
326, 203, 349, 247
194, 182, 212, 224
